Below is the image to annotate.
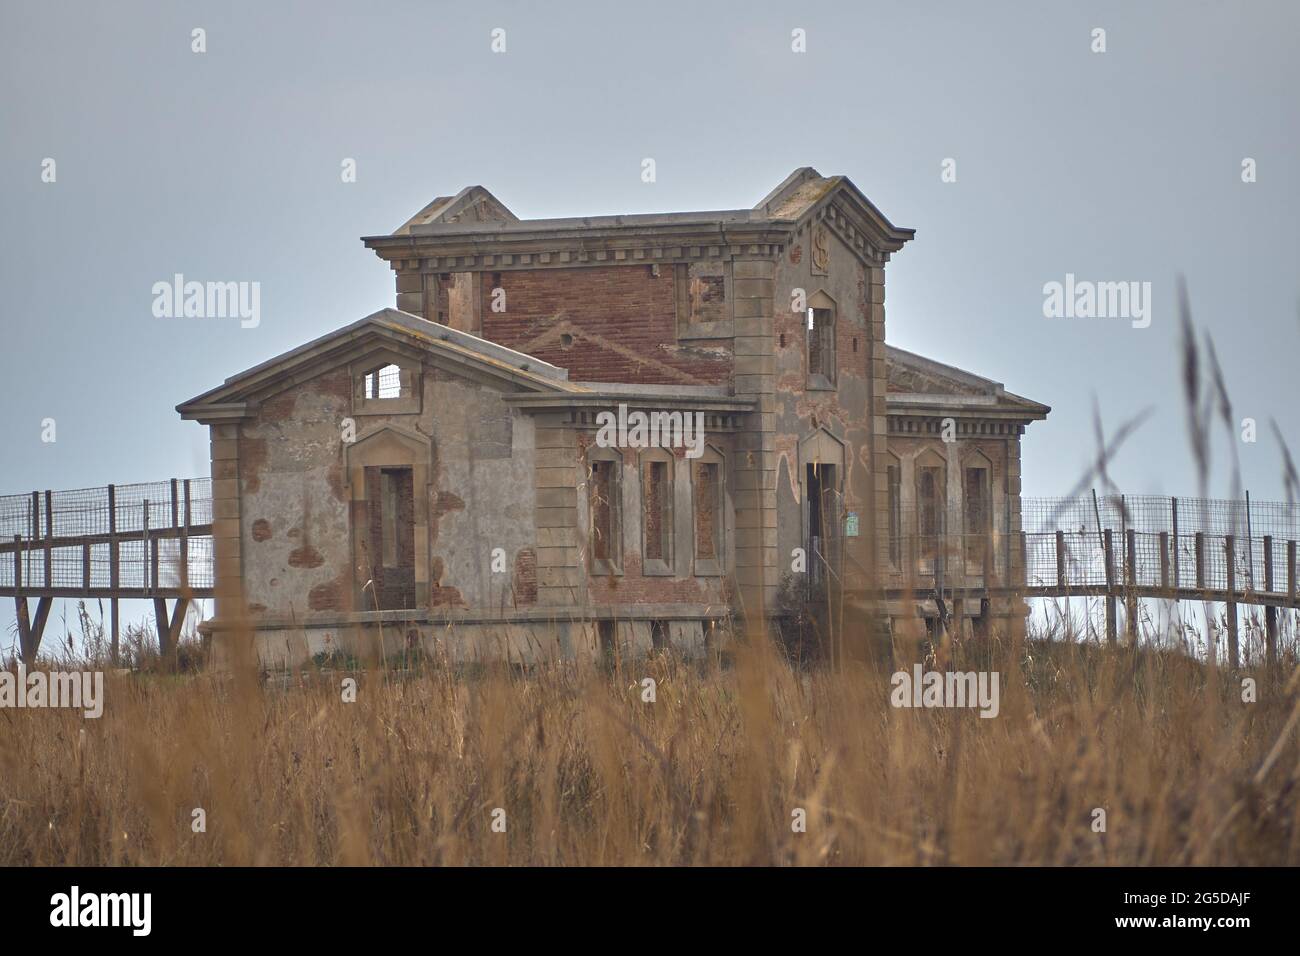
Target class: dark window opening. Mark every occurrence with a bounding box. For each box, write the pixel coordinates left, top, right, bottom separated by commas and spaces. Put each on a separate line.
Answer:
365, 466, 415, 609
806, 462, 838, 587
650, 619, 670, 652
598, 620, 617, 672
807, 307, 835, 383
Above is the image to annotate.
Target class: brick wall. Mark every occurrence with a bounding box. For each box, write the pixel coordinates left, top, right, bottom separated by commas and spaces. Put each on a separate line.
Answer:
480, 265, 732, 385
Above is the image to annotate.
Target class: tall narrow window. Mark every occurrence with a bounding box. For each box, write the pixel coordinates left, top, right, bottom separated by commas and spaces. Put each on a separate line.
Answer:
918, 466, 943, 562
964, 466, 990, 564
693, 450, 725, 575
806, 462, 839, 587
589, 457, 622, 573
888, 463, 902, 567
642, 454, 673, 574
365, 466, 415, 609
694, 462, 720, 560
807, 307, 836, 383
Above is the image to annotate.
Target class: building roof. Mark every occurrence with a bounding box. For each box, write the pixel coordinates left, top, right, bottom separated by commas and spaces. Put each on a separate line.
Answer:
177, 308, 584, 421
177, 308, 757, 423
885, 345, 1050, 422
362, 167, 916, 261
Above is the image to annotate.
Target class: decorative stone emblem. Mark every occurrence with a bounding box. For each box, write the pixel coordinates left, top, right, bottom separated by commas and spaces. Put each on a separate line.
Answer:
811, 226, 830, 275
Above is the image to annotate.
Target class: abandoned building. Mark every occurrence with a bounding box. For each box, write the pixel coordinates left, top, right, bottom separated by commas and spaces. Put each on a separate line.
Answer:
176, 167, 1050, 666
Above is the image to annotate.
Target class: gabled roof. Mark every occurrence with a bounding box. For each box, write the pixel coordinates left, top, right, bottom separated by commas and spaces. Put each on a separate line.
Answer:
363, 166, 914, 259
177, 308, 580, 421
886, 345, 1050, 421
753, 167, 915, 248
392, 185, 517, 235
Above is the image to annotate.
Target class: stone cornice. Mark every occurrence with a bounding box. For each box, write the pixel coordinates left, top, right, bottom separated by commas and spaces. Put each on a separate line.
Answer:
363, 225, 793, 272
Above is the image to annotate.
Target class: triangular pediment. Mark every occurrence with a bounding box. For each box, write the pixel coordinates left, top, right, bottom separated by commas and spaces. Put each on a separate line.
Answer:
393, 186, 517, 235
177, 308, 578, 421
754, 166, 915, 259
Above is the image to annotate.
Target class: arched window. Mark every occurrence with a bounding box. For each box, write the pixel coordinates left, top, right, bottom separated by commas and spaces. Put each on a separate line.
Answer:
641, 449, 674, 575
917, 464, 945, 561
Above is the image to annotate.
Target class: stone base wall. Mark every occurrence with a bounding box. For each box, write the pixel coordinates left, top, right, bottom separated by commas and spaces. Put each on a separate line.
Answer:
208, 613, 728, 670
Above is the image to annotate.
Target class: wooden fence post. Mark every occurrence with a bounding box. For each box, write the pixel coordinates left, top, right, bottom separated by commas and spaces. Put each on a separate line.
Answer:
43, 491, 53, 589
1104, 529, 1117, 645
1225, 535, 1239, 669
108, 484, 119, 665
1159, 531, 1170, 590
1263, 535, 1277, 670
1055, 530, 1065, 589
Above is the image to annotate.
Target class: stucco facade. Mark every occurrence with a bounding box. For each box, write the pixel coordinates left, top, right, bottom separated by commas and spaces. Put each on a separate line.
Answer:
178, 168, 1048, 667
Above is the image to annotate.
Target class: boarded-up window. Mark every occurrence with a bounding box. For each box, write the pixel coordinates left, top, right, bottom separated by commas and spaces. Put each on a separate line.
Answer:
365, 466, 415, 609
643, 459, 671, 564
964, 466, 990, 563
807, 307, 835, 382
589, 457, 621, 571
918, 466, 943, 561
694, 461, 720, 561
675, 263, 728, 330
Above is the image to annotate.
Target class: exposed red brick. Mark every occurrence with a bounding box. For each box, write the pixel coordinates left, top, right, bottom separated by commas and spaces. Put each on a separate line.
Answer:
480, 266, 731, 385
308, 580, 342, 611
251, 518, 272, 542
512, 548, 537, 606
313, 368, 353, 403
288, 544, 324, 568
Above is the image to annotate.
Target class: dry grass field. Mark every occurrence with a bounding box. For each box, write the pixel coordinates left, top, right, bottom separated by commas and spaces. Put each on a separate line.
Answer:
2, 620, 1297, 866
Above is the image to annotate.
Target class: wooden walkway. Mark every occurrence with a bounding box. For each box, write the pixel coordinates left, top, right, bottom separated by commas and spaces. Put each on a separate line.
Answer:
0, 479, 214, 663
3, 479, 1297, 669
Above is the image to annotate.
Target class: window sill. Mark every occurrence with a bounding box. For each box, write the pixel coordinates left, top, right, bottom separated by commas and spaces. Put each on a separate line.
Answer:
590, 560, 623, 578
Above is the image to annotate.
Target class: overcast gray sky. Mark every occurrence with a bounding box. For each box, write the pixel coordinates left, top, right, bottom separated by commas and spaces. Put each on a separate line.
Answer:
2, 0, 1298, 639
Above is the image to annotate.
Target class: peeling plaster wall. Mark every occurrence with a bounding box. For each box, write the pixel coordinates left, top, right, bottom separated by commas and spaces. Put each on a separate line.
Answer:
237, 363, 537, 623
423, 369, 536, 610
239, 368, 354, 620
773, 225, 878, 585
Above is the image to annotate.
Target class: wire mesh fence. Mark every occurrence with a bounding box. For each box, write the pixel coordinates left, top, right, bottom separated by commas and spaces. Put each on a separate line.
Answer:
0, 479, 214, 593
888, 493, 1300, 595
0, 478, 212, 540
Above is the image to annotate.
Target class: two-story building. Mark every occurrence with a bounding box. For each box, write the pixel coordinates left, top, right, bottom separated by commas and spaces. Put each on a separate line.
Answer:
178, 167, 1048, 666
